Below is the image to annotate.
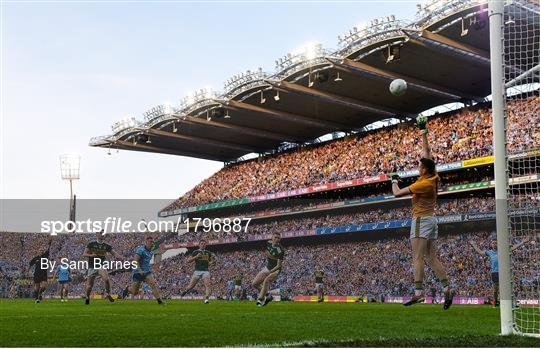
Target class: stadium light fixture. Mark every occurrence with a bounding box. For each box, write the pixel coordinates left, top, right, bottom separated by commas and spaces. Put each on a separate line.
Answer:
172, 122, 178, 133
206, 109, 211, 121
386, 46, 395, 63
274, 90, 280, 102
334, 71, 343, 82
224, 110, 231, 119
146, 136, 151, 144
59, 153, 80, 223
308, 71, 314, 87
260, 90, 266, 104
460, 17, 469, 36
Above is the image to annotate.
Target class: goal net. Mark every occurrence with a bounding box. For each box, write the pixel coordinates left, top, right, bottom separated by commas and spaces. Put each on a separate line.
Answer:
501, 0, 539, 337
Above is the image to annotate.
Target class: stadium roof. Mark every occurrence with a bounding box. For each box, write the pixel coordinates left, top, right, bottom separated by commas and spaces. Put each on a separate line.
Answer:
89, 0, 540, 162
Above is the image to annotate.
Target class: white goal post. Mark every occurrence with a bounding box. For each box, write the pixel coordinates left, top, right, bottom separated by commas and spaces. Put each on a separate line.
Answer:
489, 0, 539, 337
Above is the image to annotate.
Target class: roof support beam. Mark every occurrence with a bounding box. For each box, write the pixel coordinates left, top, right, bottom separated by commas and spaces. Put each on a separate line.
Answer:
421, 30, 491, 59
405, 29, 490, 66
178, 116, 300, 143
115, 140, 230, 162
148, 128, 265, 153
224, 99, 350, 131
268, 80, 411, 118
330, 58, 483, 102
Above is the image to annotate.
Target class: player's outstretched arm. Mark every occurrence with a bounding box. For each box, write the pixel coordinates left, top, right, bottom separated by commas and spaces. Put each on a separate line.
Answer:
110, 249, 122, 260
416, 116, 431, 159
186, 253, 198, 263
391, 174, 411, 197
133, 254, 142, 273
82, 247, 95, 258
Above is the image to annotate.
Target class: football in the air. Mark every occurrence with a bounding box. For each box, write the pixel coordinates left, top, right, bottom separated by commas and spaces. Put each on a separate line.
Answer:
389, 79, 407, 96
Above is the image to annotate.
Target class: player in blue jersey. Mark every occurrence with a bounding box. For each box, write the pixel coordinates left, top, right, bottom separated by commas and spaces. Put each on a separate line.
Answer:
470, 238, 527, 306
131, 236, 164, 304
56, 258, 71, 302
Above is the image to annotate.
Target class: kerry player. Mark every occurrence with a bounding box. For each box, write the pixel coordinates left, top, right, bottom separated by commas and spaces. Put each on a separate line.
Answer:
83, 230, 122, 304
180, 239, 214, 304
391, 116, 453, 310
131, 236, 164, 304
234, 273, 243, 300
252, 232, 284, 307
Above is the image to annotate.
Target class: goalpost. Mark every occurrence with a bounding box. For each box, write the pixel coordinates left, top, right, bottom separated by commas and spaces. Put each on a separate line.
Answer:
489, 0, 539, 337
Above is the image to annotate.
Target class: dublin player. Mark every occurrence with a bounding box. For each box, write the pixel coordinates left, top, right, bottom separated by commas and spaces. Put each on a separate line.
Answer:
181, 239, 214, 304
391, 116, 454, 309
470, 238, 527, 306
56, 257, 71, 302
29, 236, 53, 303
314, 270, 324, 302
83, 231, 122, 304
131, 236, 164, 304
252, 232, 284, 307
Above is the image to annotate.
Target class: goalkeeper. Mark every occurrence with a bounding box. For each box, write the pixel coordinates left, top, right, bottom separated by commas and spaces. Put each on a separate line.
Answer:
390, 116, 454, 310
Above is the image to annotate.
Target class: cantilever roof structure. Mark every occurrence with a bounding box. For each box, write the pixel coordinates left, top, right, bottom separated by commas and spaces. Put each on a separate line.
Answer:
89, 0, 540, 163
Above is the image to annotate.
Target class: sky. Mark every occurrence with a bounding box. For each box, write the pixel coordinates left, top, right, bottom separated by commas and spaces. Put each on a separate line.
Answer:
1, 0, 418, 200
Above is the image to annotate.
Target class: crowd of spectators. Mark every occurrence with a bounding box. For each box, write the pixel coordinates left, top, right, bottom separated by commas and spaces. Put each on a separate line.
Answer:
176, 196, 497, 243
164, 96, 539, 211
1, 227, 537, 301
155, 230, 537, 301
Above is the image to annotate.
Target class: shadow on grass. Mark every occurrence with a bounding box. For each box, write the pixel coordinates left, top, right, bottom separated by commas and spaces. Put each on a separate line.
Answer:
286, 335, 540, 348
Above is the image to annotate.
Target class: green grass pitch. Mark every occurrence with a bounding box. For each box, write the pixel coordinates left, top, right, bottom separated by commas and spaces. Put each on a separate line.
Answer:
1, 299, 539, 347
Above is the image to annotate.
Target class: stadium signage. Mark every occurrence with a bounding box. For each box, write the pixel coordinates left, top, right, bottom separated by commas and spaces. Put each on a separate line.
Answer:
462, 155, 494, 168
508, 148, 540, 159
385, 296, 485, 305
159, 156, 534, 217
447, 181, 490, 191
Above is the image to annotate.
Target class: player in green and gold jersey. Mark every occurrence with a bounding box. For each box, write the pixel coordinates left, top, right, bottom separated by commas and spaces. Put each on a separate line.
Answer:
314, 270, 324, 302
83, 230, 122, 305
252, 232, 284, 307
233, 273, 243, 300
181, 239, 214, 304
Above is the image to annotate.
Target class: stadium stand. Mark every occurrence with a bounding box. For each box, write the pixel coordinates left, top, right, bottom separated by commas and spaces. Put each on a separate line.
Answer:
162, 96, 538, 211
1, 95, 538, 302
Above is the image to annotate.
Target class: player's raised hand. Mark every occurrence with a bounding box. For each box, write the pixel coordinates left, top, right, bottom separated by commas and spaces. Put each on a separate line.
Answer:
415, 115, 428, 133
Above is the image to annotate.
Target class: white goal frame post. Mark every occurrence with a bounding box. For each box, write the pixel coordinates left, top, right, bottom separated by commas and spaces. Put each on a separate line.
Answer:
489, 0, 539, 337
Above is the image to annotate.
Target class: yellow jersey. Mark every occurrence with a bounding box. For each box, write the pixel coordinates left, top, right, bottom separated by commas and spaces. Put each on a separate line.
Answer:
408, 172, 439, 217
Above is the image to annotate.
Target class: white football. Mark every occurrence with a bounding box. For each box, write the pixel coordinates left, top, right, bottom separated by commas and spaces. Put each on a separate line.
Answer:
389, 79, 407, 96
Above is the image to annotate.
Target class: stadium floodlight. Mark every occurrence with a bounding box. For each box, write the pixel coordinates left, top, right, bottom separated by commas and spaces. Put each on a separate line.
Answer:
334, 71, 343, 82
172, 122, 178, 133
273, 90, 280, 102
224, 67, 268, 96
111, 116, 138, 134
59, 153, 80, 223
224, 110, 230, 119
260, 90, 266, 104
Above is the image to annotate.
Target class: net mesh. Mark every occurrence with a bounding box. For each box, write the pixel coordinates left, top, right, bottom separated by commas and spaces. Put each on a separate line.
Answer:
502, 0, 540, 336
